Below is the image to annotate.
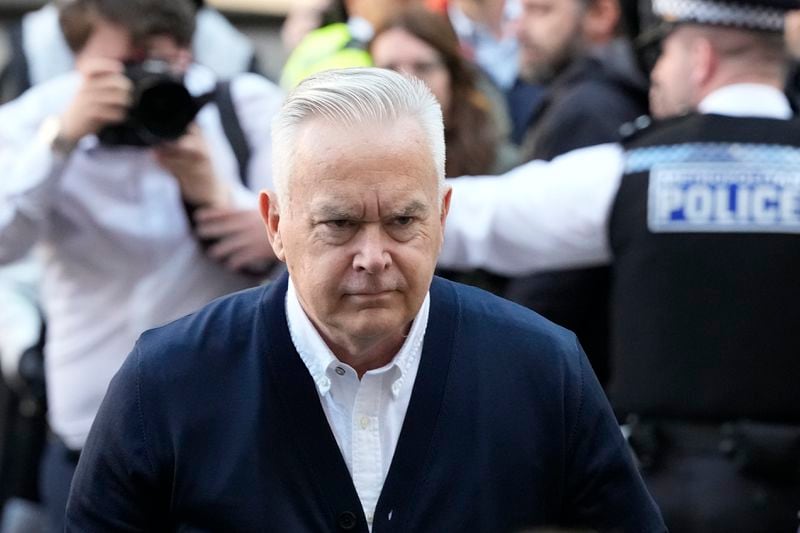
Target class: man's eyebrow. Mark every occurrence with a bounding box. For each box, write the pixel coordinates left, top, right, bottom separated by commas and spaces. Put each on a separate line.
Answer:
396, 201, 428, 216
311, 204, 360, 219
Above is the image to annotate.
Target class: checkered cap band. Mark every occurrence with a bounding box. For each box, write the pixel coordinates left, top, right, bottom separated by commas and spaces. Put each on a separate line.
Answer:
653, 0, 787, 31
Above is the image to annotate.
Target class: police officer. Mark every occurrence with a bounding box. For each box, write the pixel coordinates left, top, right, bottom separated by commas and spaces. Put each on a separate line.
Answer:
438, 0, 800, 530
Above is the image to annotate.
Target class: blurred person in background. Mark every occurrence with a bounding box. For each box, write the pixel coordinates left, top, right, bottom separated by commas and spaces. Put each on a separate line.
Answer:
370, 6, 517, 294
0, 0, 283, 530
517, 0, 647, 167
0, 0, 276, 520
439, 0, 800, 528
370, 7, 517, 177
0, 0, 269, 517
0, 0, 270, 271
0, 0, 269, 274
502, 0, 650, 386
280, 0, 422, 90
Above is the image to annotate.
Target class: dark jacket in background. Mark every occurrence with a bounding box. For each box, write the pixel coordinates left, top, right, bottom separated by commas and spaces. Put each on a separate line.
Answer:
506, 47, 649, 386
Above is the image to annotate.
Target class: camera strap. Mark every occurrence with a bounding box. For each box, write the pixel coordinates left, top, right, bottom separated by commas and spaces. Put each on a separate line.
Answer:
214, 80, 251, 187
0, 21, 32, 103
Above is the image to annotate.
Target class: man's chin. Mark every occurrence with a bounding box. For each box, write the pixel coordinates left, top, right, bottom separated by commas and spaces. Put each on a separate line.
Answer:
343, 291, 398, 307
342, 311, 408, 341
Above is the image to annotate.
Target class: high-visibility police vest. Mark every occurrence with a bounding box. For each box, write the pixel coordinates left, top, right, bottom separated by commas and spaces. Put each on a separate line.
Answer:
280, 23, 372, 91
608, 113, 800, 423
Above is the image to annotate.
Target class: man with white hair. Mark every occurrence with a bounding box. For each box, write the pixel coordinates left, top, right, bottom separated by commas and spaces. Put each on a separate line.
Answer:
65, 68, 665, 532
439, 0, 800, 529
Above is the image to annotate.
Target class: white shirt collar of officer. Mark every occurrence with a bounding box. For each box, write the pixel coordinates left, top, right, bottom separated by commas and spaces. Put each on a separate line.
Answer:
698, 83, 792, 120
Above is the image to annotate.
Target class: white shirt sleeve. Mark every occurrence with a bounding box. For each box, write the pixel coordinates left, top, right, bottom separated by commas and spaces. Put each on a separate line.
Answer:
226, 73, 284, 207
439, 143, 625, 276
0, 81, 76, 263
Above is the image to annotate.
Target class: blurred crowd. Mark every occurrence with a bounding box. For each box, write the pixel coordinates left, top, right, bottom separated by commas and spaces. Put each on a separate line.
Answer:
0, 0, 799, 531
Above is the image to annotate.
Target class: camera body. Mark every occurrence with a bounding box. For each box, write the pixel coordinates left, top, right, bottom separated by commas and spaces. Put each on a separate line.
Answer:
98, 60, 207, 147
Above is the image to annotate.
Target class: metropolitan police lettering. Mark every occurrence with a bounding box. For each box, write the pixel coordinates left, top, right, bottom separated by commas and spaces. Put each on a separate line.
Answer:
624, 143, 800, 233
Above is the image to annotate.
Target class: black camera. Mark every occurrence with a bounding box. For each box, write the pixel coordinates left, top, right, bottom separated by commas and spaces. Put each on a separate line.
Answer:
98, 60, 213, 147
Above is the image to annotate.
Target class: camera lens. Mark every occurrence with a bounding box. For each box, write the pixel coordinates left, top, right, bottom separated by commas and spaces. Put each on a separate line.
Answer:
135, 81, 196, 140
98, 60, 209, 147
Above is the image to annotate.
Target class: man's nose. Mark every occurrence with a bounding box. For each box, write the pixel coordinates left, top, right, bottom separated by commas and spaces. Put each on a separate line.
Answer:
353, 225, 392, 274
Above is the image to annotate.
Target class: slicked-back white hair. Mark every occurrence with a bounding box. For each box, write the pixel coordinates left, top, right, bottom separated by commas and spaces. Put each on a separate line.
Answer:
271, 68, 446, 204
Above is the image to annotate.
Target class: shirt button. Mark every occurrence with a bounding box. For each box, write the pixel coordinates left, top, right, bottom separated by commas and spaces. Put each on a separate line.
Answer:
335, 366, 346, 376
337, 511, 358, 530
360, 416, 370, 429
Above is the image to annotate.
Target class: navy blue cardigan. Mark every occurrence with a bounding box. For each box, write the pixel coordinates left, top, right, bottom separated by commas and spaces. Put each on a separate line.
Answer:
66, 275, 665, 532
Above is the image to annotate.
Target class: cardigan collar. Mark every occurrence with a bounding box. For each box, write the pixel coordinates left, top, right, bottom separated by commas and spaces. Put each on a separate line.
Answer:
260, 273, 458, 533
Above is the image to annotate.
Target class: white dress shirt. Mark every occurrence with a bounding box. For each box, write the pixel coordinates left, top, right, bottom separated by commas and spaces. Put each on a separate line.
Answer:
0, 65, 284, 449
285, 279, 429, 530
439, 83, 793, 275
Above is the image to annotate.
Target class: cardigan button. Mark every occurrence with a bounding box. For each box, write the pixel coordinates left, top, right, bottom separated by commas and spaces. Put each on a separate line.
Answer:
337, 511, 358, 530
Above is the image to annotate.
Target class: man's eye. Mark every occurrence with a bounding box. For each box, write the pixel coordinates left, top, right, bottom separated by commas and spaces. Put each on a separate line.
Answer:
392, 216, 414, 227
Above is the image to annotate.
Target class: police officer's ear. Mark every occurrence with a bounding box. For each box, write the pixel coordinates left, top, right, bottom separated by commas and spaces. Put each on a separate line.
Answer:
689, 35, 716, 88
259, 191, 286, 262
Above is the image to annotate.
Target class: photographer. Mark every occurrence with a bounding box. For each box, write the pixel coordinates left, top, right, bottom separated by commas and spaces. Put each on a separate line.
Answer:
0, 0, 283, 529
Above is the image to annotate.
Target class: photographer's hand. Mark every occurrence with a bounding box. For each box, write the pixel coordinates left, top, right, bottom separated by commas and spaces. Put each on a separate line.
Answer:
194, 206, 276, 273
154, 124, 231, 208
60, 58, 132, 144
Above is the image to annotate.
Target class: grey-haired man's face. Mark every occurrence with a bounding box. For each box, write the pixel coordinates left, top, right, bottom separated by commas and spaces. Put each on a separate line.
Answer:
264, 118, 451, 356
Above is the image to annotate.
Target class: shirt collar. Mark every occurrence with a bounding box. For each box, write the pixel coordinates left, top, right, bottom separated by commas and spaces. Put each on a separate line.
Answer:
285, 278, 430, 399
698, 83, 792, 119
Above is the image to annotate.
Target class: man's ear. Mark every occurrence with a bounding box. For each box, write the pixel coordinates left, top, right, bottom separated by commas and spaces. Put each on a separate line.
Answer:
259, 191, 286, 262
439, 185, 453, 230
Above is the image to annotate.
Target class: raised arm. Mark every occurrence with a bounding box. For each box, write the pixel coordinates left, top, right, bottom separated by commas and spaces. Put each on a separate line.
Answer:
0, 60, 131, 264
439, 143, 625, 276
